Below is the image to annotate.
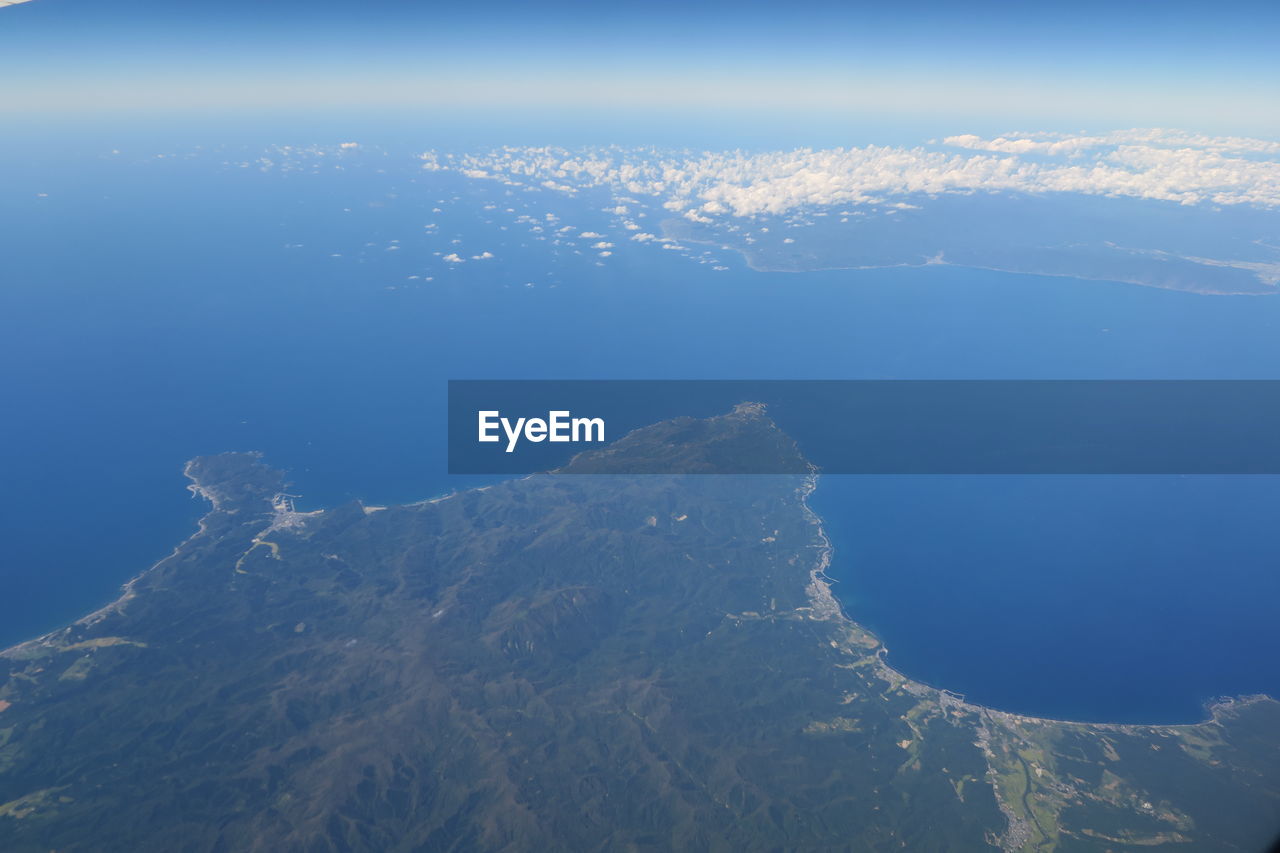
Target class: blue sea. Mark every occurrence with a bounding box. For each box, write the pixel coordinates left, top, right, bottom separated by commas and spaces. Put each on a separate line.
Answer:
3, 135, 1279, 724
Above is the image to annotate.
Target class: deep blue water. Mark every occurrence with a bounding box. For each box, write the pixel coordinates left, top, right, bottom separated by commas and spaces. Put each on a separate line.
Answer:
810, 476, 1280, 724
3, 147, 1280, 723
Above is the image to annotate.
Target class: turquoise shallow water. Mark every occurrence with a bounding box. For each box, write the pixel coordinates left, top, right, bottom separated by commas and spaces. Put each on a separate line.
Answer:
3, 148, 1279, 723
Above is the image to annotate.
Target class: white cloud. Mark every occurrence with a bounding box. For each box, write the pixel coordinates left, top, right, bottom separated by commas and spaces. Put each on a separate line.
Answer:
442, 253, 464, 263
943, 129, 1280, 158
942, 133, 1108, 157
420, 128, 1280, 218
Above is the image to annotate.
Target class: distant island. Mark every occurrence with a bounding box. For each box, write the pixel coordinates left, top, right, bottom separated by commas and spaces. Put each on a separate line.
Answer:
662, 192, 1280, 296
2, 408, 1278, 851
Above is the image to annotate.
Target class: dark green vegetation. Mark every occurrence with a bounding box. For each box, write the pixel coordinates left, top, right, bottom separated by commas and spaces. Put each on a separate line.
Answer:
2, 408, 1278, 851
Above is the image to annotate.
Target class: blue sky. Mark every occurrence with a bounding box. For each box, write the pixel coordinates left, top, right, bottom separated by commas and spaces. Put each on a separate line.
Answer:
3, 0, 1279, 138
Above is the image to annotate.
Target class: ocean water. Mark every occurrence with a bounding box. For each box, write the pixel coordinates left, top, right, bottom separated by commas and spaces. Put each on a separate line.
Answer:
3, 146, 1279, 723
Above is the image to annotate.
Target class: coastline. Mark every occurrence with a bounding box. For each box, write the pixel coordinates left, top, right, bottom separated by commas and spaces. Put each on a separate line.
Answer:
5, 447, 1275, 737
660, 218, 1280, 297
4, 438, 1278, 850
0, 458, 482, 662
795, 467, 1277, 733
0, 460, 218, 661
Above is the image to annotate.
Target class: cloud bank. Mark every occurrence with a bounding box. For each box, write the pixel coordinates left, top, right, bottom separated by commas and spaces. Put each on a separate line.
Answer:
419, 129, 1280, 217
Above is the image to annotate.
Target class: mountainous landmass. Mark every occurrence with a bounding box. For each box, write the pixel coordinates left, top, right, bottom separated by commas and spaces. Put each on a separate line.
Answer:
2, 408, 1278, 851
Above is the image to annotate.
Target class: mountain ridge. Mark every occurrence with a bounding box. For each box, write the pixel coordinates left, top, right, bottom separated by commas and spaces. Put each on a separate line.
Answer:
2, 409, 1278, 851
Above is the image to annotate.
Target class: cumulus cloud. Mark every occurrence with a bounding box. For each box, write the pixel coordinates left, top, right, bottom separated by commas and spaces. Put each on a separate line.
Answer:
944, 129, 1280, 158
419, 128, 1280, 218
442, 253, 464, 263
